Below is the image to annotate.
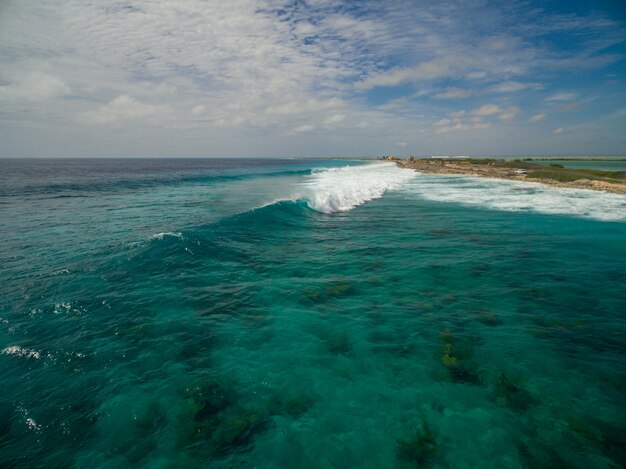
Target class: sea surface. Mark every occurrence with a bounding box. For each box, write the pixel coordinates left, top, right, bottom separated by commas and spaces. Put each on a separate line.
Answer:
1, 158, 625, 468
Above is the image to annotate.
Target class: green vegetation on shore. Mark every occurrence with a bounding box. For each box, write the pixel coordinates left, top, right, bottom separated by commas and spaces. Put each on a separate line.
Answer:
436, 158, 626, 184
522, 158, 626, 162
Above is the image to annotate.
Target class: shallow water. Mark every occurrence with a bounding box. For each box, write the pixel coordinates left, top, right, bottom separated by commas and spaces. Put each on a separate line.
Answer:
1, 158, 625, 468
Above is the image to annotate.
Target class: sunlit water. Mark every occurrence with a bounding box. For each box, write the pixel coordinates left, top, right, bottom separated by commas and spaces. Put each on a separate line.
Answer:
1, 158, 625, 468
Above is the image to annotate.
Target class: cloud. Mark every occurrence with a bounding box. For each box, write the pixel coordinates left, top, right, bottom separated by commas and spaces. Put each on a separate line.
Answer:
435, 120, 490, 134
434, 118, 451, 126
324, 113, 346, 125
266, 98, 345, 116
499, 106, 520, 121
293, 124, 315, 133
0, 71, 70, 102
489, 81, 543, 93
80, 95, 171, 124
529, 112, 546, 122
473, 122, 491, 129
471, 104, 502, 116
547, 92, 577, 101
396, 142, 407, 148
0, 0, 624, 156
553, 127, 565, 134
434, 88, 471, 99
191, 105, 205, 115
356, 56, 472, 90
558, 102, 581, 112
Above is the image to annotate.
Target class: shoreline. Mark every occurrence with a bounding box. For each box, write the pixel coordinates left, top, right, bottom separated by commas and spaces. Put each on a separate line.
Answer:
395, 159, 626, 195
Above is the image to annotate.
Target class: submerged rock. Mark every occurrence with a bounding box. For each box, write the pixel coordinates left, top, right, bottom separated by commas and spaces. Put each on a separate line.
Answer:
301, 287, 322, 303
516, 438, 570, 469
268, 394, 315, 419
213, 407, 269, 456
565, 416, 626, 467
324, 281, 354, 297
492, 372, 537, 412
474, 310, 502, 327
325, 330, 352, 356
439, 330, 482, 385
396, 421, 440, 467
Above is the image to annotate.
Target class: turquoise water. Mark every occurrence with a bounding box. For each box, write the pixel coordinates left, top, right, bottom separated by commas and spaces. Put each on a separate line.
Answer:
1, 159, 625, 468
534, 159, 626, 171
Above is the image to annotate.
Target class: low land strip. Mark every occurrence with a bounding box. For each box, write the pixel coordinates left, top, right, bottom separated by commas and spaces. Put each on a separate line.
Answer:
396, 158, 626, 194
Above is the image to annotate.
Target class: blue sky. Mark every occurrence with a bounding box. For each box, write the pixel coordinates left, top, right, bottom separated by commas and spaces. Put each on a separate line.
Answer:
0, 0, 625, 157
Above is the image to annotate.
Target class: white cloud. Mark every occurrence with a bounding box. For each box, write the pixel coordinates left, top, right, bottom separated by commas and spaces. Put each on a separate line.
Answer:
466, 71, 487, 80
0, 71, 70, 102
396, 142, 407, 148
553, 127, 565, 134
266, 98, 345, 116
547, 92, 577, 101
191, 105, 205, 115
435, 120, 490, 133
80, 95, 171, 124
529, 112, 546, 122
0, 0, 624, 156
434, 88, 470, 99
489, 81, 542, 93
471, 104, 502, 116
434, 118, 451, 126
324, 114, 346, 125
356, 56, 472, 90
452, 123, 470, 131
293, 124, 315, 133
499, 106, 520, 121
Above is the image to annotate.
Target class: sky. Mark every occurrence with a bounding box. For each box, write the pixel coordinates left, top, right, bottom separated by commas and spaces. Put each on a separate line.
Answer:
0, 0, 625, 158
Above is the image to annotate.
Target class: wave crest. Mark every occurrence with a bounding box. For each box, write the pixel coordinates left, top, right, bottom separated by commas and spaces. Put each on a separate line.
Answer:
300, 163, 415, 213
403, 173, 626, 222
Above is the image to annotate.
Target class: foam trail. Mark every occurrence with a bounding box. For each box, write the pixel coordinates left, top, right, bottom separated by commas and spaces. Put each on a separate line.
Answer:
300, 162, 415, 213
149, 232, 183, 240
403, 173, 626, 222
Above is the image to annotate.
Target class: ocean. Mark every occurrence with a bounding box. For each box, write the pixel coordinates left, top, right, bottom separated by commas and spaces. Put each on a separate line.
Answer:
1, 158, 625, 468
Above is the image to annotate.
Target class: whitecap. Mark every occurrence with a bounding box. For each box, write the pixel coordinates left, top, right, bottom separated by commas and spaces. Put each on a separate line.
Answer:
148, 231, 183, 240
299, 162, 416, 213
2, 345, 41, 359
402, 173, 626, 222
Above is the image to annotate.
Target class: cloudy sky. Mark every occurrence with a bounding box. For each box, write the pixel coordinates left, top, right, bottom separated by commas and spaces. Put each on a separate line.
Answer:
1, 0, 625, 157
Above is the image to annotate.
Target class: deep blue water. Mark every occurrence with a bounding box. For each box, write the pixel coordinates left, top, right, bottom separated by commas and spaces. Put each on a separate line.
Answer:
1, 158, 625, 468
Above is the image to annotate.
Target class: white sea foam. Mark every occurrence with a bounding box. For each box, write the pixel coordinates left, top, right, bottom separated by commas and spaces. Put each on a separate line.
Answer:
300, 162, 416, 213
149, 231, 183, 240
402, 173, 626, 222
2, 345, 41, 359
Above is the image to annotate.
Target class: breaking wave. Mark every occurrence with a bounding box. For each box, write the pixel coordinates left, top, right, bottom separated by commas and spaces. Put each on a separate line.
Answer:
299, 162, 416, 213
403, 173, 626, 222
